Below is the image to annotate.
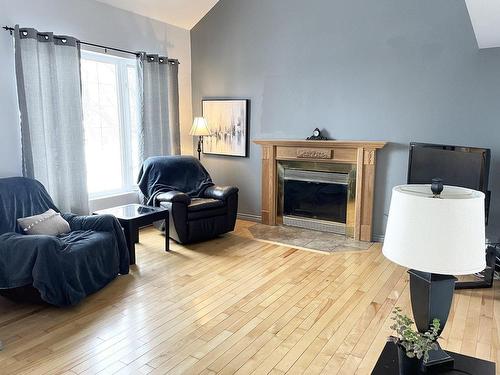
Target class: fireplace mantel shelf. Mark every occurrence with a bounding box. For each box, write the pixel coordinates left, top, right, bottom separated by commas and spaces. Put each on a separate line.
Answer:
254, 139, 387, 149
254, 138, 388, 242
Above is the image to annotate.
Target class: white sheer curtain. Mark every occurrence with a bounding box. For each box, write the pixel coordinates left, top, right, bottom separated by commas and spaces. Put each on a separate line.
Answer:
137, 53, 180, 160
14, 26, 89, 214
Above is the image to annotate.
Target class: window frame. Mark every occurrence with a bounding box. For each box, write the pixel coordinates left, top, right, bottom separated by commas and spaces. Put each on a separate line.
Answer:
81, 49, 139, 199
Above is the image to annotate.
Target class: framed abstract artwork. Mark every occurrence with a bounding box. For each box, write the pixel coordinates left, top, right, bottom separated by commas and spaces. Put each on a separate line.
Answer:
202, 99, 249, 157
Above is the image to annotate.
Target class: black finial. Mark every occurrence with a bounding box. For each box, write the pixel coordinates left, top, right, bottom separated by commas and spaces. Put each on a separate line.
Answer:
3, 26, 14, 35
431, 178, 444, 197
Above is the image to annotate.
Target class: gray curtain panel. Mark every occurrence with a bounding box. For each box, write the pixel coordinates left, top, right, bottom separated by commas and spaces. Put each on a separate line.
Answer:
14, 26, 89, 214
137, 54, 180, 159
167, 61, 181, 155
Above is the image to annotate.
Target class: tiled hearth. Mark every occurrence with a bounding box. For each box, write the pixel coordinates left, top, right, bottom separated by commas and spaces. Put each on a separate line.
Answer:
243, 222, 374, 254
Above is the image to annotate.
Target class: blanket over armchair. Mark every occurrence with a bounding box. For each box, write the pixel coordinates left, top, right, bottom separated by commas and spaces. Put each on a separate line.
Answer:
137, 155, 215, 206
0, 177, 129, 306
137, 156, 239, 244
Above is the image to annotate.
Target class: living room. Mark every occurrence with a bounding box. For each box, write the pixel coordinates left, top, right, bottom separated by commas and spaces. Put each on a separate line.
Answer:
0, 0, 499, 374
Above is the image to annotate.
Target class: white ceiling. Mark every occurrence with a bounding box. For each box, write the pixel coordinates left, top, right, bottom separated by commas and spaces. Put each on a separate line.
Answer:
465, 0, 500, 49
94, 0, 220, 30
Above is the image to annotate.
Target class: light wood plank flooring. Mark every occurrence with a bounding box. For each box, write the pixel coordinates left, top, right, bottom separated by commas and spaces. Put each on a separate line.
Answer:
0, 220, 498, 374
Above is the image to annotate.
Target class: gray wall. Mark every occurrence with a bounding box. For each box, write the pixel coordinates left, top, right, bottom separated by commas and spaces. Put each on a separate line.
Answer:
191, 0, 500, 239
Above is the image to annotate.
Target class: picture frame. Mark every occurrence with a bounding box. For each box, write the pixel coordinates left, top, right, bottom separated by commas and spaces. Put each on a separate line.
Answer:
202, 99, 249, 157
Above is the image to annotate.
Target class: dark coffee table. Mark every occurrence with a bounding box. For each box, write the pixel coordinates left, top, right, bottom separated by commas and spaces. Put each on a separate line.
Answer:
372, 341, 495, 374
93, 204, 169, 265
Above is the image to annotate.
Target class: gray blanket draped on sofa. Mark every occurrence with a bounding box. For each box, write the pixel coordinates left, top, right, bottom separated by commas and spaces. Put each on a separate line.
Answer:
0, 177, 129, 306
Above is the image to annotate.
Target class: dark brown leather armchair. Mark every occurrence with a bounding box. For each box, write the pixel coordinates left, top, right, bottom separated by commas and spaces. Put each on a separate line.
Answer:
138, 156, 239, 244
157, 185, 238, 244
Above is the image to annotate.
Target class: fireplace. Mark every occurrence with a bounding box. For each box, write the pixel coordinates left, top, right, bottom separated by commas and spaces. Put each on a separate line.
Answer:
254, 139, 386, 241
277, 161, 356, 236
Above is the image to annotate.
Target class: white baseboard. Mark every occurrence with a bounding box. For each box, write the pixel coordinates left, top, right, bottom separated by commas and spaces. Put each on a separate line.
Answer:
237, 212, 262, 223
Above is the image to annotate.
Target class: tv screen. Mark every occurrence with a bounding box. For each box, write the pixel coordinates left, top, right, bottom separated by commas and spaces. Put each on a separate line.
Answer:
407, 142, 491, 220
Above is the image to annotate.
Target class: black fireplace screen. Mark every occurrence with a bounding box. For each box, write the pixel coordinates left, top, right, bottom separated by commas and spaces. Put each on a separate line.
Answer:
283, 179, 348, 223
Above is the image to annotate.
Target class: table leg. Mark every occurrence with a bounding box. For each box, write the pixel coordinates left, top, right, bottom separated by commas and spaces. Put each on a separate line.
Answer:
165, 216, 170, 252
133, 227, 139, 244
124, 223, 136, 265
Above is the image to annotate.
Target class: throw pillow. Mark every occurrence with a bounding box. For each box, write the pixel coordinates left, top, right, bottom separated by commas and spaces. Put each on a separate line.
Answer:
17, 209, 71, 236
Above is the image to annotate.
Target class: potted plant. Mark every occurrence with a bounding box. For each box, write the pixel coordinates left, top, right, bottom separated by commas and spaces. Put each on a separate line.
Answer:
389, 307, 440, 374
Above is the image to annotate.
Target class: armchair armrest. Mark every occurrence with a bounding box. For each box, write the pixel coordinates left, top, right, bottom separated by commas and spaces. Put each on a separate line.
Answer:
156, 191, 191, 205
203, 185, 239, 201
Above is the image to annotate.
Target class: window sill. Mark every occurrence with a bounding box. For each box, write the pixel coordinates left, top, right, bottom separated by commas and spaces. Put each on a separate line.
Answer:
89, 189, 139, 201
88, 190, 140, 212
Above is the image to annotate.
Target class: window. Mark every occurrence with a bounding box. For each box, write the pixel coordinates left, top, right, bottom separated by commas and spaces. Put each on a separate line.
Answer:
81, 50, 140, 197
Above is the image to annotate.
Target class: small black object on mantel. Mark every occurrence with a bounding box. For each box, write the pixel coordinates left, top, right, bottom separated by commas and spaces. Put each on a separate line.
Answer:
306, 128, 328, 140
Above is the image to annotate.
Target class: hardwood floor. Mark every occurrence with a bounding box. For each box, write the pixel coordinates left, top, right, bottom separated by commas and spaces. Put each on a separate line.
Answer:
0, 220, 498, 374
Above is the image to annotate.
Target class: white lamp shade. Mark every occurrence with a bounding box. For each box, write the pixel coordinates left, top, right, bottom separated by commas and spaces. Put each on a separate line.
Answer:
190, 117, 211, 136
382, 184, 486, 275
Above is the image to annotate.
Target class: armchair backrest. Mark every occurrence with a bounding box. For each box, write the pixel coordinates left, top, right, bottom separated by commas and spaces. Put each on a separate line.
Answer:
137, 156, 214, 201
0, 177, 58, 234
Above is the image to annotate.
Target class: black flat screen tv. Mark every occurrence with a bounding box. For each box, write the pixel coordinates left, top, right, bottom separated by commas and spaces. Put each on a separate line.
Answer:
407, 142, 491, 222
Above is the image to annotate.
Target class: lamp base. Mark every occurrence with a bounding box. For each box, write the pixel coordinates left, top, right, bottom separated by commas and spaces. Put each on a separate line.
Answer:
408, 270, 457, 372
197, 136, 203, 160
422, 342, 454, 373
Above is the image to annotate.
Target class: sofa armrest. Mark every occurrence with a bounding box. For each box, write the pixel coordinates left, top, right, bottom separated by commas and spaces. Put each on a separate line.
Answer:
63, 213, 117, 232
62, 213, 129, 274
0, 232, 63, 289
0, 232, 62, 250
156, 191, 191, 205
203, 185, 239, 201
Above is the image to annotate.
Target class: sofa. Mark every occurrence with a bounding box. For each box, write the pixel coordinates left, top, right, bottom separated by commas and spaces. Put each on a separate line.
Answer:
0, 177, 129, 306
138, 156, 239, 244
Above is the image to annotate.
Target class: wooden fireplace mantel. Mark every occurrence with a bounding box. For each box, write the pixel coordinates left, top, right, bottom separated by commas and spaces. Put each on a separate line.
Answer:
254, 139, 387, 241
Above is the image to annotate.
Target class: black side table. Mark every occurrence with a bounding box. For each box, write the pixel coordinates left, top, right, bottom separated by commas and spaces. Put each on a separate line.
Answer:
93, 204, 169, 265
372, 341, 495, 374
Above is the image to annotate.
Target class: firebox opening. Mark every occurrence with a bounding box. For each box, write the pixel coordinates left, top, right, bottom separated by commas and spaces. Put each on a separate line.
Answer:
277, 161, 356, 236
284, 180, 348, 223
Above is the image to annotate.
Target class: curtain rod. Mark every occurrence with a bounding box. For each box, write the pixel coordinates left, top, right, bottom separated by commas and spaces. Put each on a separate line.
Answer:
2, 26, 180, 65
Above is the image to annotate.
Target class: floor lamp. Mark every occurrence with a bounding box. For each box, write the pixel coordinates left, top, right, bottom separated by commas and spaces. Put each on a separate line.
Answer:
382, 180, 486, 372
190, 117, 211, 160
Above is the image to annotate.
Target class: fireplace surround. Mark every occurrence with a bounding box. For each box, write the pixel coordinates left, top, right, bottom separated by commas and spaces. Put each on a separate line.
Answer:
254, 139, 387, 241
